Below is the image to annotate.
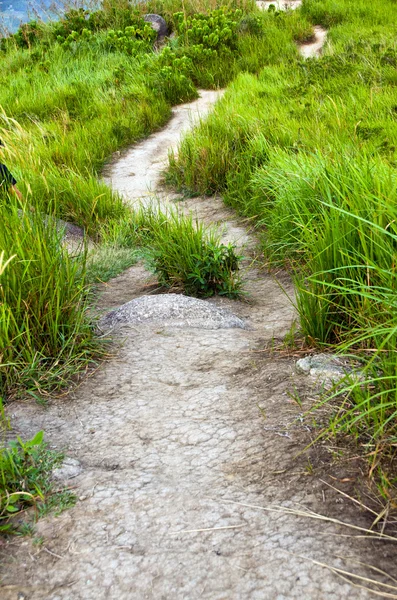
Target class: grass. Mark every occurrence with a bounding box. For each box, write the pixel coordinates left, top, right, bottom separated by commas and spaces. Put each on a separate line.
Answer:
0, 199, 98, 399
0, 422, 76, 535
97, 204, 242, 296
166, 0, 397, 495
135, 206, 242, 297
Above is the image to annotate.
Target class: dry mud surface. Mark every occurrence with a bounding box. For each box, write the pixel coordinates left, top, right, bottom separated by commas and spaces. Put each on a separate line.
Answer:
2, 31, 394, 600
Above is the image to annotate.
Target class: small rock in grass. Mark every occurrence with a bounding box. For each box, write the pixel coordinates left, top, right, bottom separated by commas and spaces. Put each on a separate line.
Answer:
296, 353, 363, 385
143, 14, 169, 38
52, 457, 82, 481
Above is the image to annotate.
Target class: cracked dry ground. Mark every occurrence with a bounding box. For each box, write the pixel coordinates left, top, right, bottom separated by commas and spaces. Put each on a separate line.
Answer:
2, 39, 397, 600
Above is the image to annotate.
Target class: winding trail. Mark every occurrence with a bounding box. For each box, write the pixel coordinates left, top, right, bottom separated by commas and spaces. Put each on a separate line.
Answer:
104, 90, 224, 208
1, 27, 382, 600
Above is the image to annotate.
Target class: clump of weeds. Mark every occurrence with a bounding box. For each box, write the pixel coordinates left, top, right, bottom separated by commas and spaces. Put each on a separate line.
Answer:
0, 420, 76, 535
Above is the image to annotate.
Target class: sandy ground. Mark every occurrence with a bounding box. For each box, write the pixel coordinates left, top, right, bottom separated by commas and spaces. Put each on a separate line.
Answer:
2, 27, 395, 600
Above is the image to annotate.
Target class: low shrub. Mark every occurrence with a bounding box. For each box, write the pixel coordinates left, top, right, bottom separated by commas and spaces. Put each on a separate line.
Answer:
133, 207, 242, 297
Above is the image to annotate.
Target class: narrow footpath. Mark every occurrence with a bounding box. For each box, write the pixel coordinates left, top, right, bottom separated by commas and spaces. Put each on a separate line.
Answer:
2, 27, 391, 600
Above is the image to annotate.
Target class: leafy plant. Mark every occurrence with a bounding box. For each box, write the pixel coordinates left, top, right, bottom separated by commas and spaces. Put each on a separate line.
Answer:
134, 207, 242, 297
12, 20, 44, 48
104, 22, 157, 54
186, 241, 241, 297
174, 7, 242, 51
0, 427, 76, 534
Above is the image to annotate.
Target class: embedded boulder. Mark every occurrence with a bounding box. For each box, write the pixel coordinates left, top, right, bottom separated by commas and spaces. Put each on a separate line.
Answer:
143, 14, 169, 39
99, 293, 246, 331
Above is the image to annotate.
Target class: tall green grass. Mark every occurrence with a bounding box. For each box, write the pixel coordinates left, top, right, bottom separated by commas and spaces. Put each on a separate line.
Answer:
99, 205, 242, 297
137, 206, 242, 297
0, 199, 96, 397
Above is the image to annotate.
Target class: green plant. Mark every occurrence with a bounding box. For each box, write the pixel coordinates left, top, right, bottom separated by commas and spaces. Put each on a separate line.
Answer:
185, 241, 241, 297
12, 20, 44, 48
134, 207, 242, 297
174, 7, 242, 51
103, 22, 157, 55
0, 201, 97, 397
0, 428, 76, 534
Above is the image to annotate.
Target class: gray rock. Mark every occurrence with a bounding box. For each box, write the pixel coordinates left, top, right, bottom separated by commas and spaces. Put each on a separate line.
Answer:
56, 218, 85, 239
144, 14, 169, 38
99, 293, 246, 331
18, 209, 85, 240
52, 457, 82, 482
296, 353, 363, 386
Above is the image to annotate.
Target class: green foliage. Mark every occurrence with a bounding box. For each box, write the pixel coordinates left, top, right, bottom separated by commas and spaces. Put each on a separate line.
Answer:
133, 207, 242, 297
185, 241, 241, 297
151, 47, 198, 103
12, 20, 44, 48
0, 427, 75, 534
104, 24, 157, 55
0, 202, 96, 397
174, 7, 241, 50
50, 6, 156, 44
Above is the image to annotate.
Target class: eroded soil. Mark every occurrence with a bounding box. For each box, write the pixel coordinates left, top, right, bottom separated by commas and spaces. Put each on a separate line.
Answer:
2, 30, 396, 600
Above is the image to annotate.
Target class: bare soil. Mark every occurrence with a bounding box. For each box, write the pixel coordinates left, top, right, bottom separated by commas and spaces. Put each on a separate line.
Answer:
2, 30, 396, 600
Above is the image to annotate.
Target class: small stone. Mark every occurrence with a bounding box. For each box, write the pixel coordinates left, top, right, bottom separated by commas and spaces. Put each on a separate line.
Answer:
295, 356, 312, 375
296, 353, 363, 386
52, 457, 82, 482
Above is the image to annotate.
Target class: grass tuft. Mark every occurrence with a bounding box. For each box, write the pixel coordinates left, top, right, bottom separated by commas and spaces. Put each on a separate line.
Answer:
0, 424, 76, 534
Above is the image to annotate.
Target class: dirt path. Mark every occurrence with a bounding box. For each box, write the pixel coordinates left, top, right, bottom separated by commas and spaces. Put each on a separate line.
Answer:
103, 90, 224, 209
1, 28, 389, 600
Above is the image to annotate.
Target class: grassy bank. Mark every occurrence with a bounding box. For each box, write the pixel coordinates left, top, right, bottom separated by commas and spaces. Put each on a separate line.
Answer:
0, 0, 311, 231
168, 0, 397, 492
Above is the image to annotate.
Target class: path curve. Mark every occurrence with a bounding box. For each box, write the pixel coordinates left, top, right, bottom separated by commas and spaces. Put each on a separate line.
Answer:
103, 90, 224, 208
1, 28, 378, 600
300, 26, 327, 59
